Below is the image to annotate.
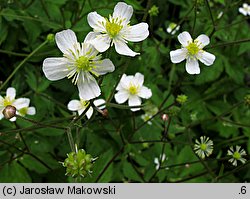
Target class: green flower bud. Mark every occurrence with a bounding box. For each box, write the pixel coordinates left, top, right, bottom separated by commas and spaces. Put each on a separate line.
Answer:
46, 33, 55, 43
148, 5, 159, 17
176, 94, 188, 105
62, 149, 95, 178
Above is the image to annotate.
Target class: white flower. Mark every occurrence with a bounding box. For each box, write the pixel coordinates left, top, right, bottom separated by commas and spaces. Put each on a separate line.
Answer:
154, 154, 167, 170
227, 146, 247, 166
166, 22, 180, 35
170, 31, 216, 74
43, 29, 115, 100
114, 73, 152, 112
67, 97, 105, 119
87, 2, 149, 57
194, 136, 213, 159
0, 87, 32, 121
239, 3, 250, 16
141, 113, 153, 125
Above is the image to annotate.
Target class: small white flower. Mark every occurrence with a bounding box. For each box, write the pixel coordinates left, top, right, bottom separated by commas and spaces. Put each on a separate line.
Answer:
194, 136, 213, 159
227, 145, 247, 166
43, 29, 115, 100
170, 31, 216, 74
154, 154, 167, 170
141, 113, 152, 125
87, 2, 149, 57
217, 11, 223, 19
114, 73, 152, 111
67, 97, 105, 119
166, 22, 180, 35
239, 3, 250, 16
0, 87, 32, 121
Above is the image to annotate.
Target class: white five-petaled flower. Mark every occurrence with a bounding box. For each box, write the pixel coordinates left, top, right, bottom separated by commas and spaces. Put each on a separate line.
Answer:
0, 87, 35, 121
67, 97, 105, 119
114, 73, 152, 112
166, 22, 180, 35
87, 2, 149, 57
43, 29, 115, 100
154, 154, 167, 170
194, 136, 214, 159
239, 3, 250, 16
170, 31, 216, 74
227, 145, 247, 167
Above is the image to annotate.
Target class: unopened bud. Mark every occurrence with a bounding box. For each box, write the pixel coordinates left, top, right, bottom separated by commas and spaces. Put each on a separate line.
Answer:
2, 105, 16, 119
46, 33, 55, 43
244, 94, 250, 106
161, 113, 169, 121
176, 94, 188, 105
166, 106, 180, 117
148, 5, 159, 17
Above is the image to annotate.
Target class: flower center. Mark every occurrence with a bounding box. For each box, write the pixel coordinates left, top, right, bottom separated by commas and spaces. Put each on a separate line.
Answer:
129, 85, 138, 95
169, 23, 177, 30
75, 56, 91, 71
233, 152, 241, 160
3, 97, 13, 107
200, 143, 207, 151
106, 17, 123, 38
19, 107, 28, 116
186, 42, 200, 56
80, 99, 90, 108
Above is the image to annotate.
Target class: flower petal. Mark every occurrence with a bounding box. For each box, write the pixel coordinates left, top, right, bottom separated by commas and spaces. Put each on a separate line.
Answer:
178, 31, 192, 47
27, 107, 36, 115
239, 8, 247, 16
196, 34, 210, 47
185, 58, 200, 74
86, 107, 94, 119
138, 86, 152, 99
170, 48, 187, 63
128, 95, 142, 112
6, 87, 16, 101
0, 112, 4, 120
77, 72, 101, 100
114, 39, 139, 57
89, 33, 111, 53
9, 117, 16, 122
114, 90, 129, 104
87, 12, 106, 32
198, 51, 216, 66
43, 57, 69, 81
113, 2, 133, 24
55, 29, 78, 54
93, 99, 106, 109
134, 72, 144, 86
67, 100, 82, 111
123, 23, 149, 42
91, 59, 115, 76
13, 98, 30, 109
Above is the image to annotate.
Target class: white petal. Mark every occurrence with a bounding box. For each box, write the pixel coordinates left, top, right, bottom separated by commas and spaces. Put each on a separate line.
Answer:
114, 90, 129, 104
86, 107, 94, 119
89, 34, 111, 52
91, 59, 115, 76
13, 98, 30, 109
87, 12, 106, 32
6, 87, 16, 100
198, 51, 216, 66
134, 72, 144, 86
178, 31, 192, 47
116, 74, 130, 90
123, 23, 149, 42
55, 29, 78, 54
77, 72, 101, 100
9, 117, 16, 122
170, 48, 187, 63
138, 86, 152, 99
114, 39, 139, 57
27, 107, 36, 115
0, 112, 4, 120
67, 100, 81, 111
196, 34, 210, 47
185, 58, 200, 74
93, 99, 106, 109
128, 95, 142, 112
113, 2, 133, 24
42, 58, 69, 81
239, 7, 247, 16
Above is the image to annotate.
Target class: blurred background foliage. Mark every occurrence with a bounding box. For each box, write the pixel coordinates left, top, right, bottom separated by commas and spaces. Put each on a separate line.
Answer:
0, 0, 250, 182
